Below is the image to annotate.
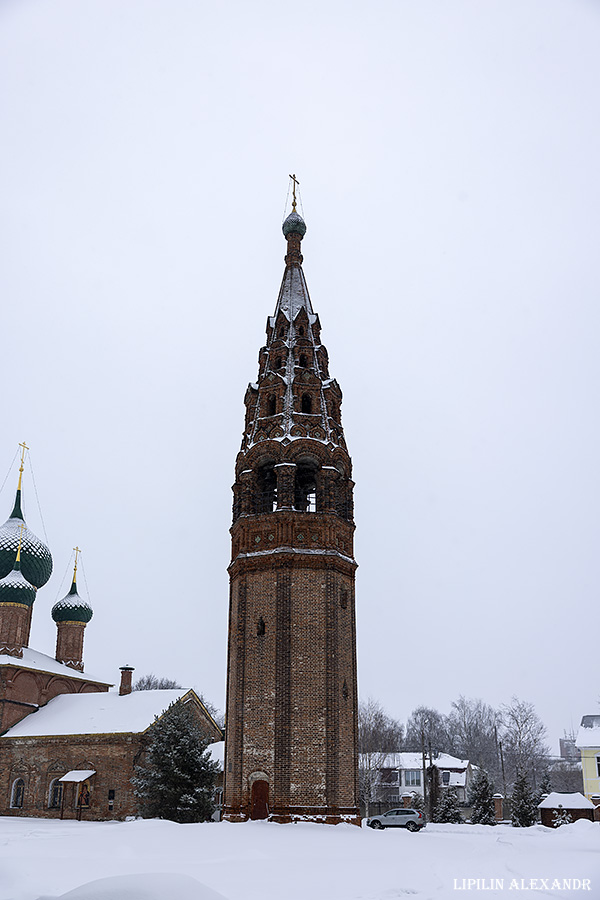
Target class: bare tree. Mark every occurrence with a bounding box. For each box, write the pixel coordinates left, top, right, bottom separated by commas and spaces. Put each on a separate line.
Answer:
358, 698, 403, 817
500, 696, 549, 789
405, 706, 448, 755
358, 697, 403, 753
133, 673, 182, 691
550, 760, 584, 794
446, 695, 501, 781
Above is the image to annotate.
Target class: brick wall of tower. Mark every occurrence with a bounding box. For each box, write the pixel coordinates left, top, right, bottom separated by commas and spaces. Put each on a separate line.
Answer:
225, 547, 359, 823
55, 621, 86, 672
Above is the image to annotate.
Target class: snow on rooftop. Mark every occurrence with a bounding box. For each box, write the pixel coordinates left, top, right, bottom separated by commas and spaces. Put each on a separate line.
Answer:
361, 752, 470, 770
538, 792, 594, 809
576, 716, 600, 748
0, 647, 111, 685
208, 740, 224, 767
0, 689, 192, 738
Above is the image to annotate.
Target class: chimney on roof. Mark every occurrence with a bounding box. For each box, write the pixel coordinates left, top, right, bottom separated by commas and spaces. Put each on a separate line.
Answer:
119, 665, 134, 696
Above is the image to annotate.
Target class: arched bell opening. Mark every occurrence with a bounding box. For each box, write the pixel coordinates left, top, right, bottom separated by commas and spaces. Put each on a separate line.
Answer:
294, 461, 319, 513
256, 462, 277, 513
301, 393, 313, 414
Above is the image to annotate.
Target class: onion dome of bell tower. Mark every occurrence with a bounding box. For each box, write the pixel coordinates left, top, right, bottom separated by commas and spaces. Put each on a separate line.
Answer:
0, 445, 53, 589
0, 545, 37, 608
52, 569, 93, 624
282, 210, 307, 237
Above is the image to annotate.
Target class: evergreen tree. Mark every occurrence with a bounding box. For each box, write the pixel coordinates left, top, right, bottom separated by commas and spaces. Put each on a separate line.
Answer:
552, 807, 572, 828
511, 769, 537, 827
534, 769, 553, 806
468, 768, 496, 825
132, 701, 220, 823
433, 788, 464, 824
408, 791, 425, 812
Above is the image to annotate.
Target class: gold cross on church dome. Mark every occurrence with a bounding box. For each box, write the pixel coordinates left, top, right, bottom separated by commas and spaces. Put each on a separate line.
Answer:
289, 173, 300, 212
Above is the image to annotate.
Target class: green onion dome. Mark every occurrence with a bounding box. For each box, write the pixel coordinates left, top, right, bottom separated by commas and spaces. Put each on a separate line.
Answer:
282, 211, 307, 238
0, 560, 37, 608
0, 489, 53, 589
52, 578, 93, 624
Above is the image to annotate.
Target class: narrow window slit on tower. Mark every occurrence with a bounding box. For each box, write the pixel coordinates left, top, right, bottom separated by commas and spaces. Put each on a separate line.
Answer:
267, 394, 277, 416
301, 393, 312, 414
299, 354, 308, 368
257, 617, 265, 636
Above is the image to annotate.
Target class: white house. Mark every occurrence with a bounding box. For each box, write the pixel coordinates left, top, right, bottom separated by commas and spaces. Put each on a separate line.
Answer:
362, 752, 474, 805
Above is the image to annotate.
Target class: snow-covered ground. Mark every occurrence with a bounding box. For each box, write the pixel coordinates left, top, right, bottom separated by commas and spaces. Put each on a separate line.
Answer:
1, 816, 598, 900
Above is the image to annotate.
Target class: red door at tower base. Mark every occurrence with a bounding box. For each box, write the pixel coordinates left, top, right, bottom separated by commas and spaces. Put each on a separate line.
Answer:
251, 780, 269, 819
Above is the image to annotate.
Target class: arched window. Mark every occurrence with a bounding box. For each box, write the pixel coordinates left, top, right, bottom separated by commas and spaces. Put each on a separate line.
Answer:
10, 778, 25, 809
275, 356, 282, 370
257, 617, 266, 636
278, 326, 286, 338
295, 463, 318, 513
267, 394, 277, 416
48, 778, 63, 809
256, 464, 277, 513
298, 325, 305, 336
301, 393, 312, 414
299, 354, 308, 368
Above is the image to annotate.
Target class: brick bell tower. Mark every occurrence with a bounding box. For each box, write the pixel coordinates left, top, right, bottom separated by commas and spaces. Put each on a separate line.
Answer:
223, 197, 359, 825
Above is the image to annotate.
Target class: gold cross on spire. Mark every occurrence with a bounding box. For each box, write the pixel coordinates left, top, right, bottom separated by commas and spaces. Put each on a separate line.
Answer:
17, 441, 29, 490
289, 173, 300, 212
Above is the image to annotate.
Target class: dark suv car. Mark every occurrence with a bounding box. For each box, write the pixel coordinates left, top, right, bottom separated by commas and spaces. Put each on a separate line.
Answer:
366, 808, 425, 831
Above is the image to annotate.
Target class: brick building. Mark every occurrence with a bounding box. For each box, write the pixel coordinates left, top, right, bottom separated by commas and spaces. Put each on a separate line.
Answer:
0, 455, 222, 820
223, 205, 360, 824
0, 677, 221, 820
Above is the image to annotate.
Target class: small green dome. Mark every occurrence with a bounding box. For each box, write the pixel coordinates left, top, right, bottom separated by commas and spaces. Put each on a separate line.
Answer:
0, 491, 53, 589
0, 561, 37, 608
52, 579, 93, 624
282, 211, 307, 238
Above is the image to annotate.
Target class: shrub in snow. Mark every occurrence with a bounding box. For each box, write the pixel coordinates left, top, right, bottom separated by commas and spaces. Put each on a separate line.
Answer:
467, 768, 496, 825
132, 701, 220, 823
511, 769, 537, 828
552, 807, 572, 828
409, 791, 425, 812
433, 788, 463, 824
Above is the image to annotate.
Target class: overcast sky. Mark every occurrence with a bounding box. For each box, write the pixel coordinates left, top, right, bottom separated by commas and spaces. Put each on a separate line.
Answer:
1, 0, 599, 752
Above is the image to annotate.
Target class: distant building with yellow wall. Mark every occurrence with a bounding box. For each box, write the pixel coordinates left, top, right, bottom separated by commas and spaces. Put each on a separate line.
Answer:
575, 715, 600, 800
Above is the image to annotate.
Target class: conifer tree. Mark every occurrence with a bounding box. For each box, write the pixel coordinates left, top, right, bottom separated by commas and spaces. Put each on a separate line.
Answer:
511, 768, 537, 827
433, 788, 463, 824
552, 807, 572, 828
534, 769, 552, 806
468, 768, 496, 825
132, 701, 220, 823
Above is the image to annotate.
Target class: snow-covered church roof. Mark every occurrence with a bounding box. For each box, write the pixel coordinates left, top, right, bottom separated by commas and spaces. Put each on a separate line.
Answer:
0, 646, 110, 685
0, 688, 200, 737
